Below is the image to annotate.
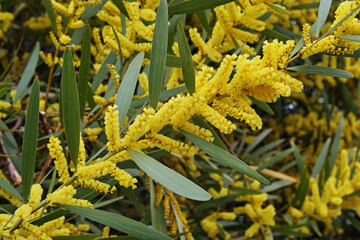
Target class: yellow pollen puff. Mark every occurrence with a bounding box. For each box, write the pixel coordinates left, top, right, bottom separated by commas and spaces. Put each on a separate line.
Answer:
47, 185, 93, 208
104, 105, 121, 152
140, 9, 156, 21
47, 136, 70, 183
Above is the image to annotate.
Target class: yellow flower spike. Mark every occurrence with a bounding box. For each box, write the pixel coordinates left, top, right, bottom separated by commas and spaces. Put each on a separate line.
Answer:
178, 121, 214, 142
189, 28, 222, 62
107, 64, 120, 89
197, 102, 236, 134
14, 205, 32, 221
288, 206, 304, 219
0, 12, 14, 40
164, 194, 171, 220
47, 185, 93, 208
155, 184, 164, 207
21, 222, 52, 240
77, 136, 86, 168
59, 34, 71, 45
138, 73, 149, 96
217, 212, 236, 221
245, 222, 261, 238
102, 226, 110, 238
28, 184, 43, 208
169, 216, 178, 234
200, 216, 219, 238
105, 150, 132, 164
74, 178, 114, 194
0, 171, 22, 207
47, 136, 71, 184
147, 133, 199, 158
104, 105, 121, 152
39, 51, 54, 67
144, 0, 160, 10
111, 168, 138, 189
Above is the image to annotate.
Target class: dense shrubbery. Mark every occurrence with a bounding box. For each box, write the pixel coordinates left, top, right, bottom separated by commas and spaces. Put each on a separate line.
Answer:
1, 0, 360, 239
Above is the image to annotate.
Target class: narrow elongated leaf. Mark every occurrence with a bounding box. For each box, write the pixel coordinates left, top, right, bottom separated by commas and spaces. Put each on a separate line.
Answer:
338, 35, 360, 42
287, 65, 353, 78
62, 205, 172, 240
0, 178, 23, 201
112, 0, 130, 19
180, 130, 269, 185
150, 179, 159, 230
290, 140, 303, 173
78, 25, 91, 119
62, 49, 80, 168
316, 0, 332, 38
81, 0, 107, 21
144, 52, 182, 68
129, 149, 211, 201
115, 52, 144, 128
266, 3, 290, 15
191, 117, 228, 151
168, 0, 233, 15
312, 138, 331, 178
42, 0, 58, 35
92, 51, 117, 91
261, 28, 291, 42
131, 86, 186, 108
261, 180, 293, 193
15, 43, 40, 102
21, 79, 40, 201
149, 0, 168, 109
195, 10, 211, 35
249, 96, 273, 114
0, 87, 8, 98
243, 129, 272, 156
246, 139, 284, 162
329, 117, 344, 170
292, 2, 319, 9
52, 235, 100, 240
177, 21, 196, 94
196, 194, 240, 211
258, 148, 294, 171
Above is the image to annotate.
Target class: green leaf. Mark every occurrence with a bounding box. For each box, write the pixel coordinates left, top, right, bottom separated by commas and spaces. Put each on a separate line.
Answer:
329, 117, 344, 170
62, 205, 172, 240
92, 51, 117, 91
15, 43, 40, 102
290, 140, 304, 173
42, 0, 58, 35
243, 129, 272, 156
246, 139, 284, 162
115, 52, 144, 128
292, 2, 319, 9
338, 35, 360, 42
0, 87, 8, 99
195, 10, 211, 35
0, 120, 21, 171
196, 194, 240, 211
131, 86, 186, 108
62, 49, 80, 168
81, 0, 107, 21
261, 180, 293, 193
150, 179, 159, 230
266, 3, 290, 15
144, 52, 182, 68
292, 169, 309, 207
249, 96, 273, 114
287, 65, 353, 78
21, 79, 40, 201
270, 226, 311, 237
257, 148, 294, 171
0, 178, 23, 201
177, 21, 196, 94
149, 0, 168, 109
180, 130, 269, 185
316, 0, 332, 38
191, 117, 228, 151
112, 0, 130, 19
78, 25, 91, 119
129, 149, 211, 201
311, 138, 331, 178
52, 234, 101, 240
261, 28, 291, 42
168, 0, 233, 15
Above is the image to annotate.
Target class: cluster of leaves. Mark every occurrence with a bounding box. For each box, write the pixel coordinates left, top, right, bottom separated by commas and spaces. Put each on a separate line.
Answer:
1, 0, 360, 239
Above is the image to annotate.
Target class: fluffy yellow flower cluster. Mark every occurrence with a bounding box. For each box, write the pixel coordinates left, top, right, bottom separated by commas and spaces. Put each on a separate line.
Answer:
301, 1, 360, 58
0, 11, 13, 40
0, 184, 90, 239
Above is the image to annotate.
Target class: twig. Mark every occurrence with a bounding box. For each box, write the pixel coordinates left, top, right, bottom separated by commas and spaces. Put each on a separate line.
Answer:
218, 131, 238, 157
